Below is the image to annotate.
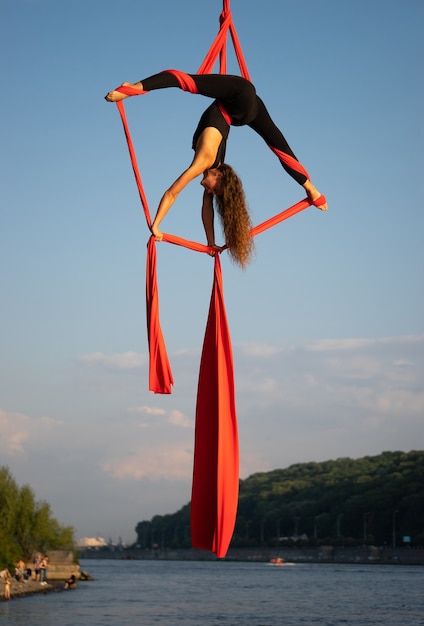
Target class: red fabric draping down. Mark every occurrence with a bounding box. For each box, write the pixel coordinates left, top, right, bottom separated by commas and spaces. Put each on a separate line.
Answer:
112, 0, 314, 558
146, 237, 174, 394
191, 255, 239, 557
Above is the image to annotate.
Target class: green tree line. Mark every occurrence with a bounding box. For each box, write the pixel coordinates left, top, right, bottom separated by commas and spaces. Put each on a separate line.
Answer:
0, 466, 74, 568
135, 451, 424, 550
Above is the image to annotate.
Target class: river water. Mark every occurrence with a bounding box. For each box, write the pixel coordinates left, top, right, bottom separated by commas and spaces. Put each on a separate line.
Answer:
1, 559, 423, 626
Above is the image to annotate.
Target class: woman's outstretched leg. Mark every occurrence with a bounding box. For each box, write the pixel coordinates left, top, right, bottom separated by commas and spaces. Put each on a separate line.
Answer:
248, 97, 327, 209
105, 72, 256, 117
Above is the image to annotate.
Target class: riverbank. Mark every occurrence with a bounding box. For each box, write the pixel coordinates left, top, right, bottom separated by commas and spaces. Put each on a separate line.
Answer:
78, 544, 424, 565
0, 578, 65, 601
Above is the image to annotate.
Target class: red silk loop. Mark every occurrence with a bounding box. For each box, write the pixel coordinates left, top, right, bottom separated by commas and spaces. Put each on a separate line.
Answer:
268, 145, 310, 180
220, 7, 231, 27
217, 101, 232, 125
163, 70, 199, 93
116, 84, 147, 97
161, 232, 215, 254
164, 70, 232, 124
311, 193, 327, 208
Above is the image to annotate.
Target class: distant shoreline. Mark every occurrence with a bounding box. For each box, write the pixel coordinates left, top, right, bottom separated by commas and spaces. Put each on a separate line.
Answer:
78, 545, 424, 566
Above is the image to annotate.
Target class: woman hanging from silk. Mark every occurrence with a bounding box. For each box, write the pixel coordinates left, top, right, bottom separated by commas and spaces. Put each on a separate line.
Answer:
106, 71, 327, 269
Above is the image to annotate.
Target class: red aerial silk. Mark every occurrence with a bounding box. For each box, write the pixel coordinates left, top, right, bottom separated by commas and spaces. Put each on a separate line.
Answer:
191, 255, 239, 556
146, 237, 174, 394
112, 0, 317, 558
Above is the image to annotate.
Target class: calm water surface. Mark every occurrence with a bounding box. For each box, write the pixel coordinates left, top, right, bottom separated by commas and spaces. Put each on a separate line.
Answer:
1, 559, 423, 626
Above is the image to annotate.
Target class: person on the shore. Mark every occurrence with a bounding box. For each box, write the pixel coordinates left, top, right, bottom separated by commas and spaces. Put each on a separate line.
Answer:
40, 555, 49, 584
105, 71, 327, 269
3, 569, 11, 600
15, 559, 25, 582
64, 572, 76, 590
34, 554, 41, 581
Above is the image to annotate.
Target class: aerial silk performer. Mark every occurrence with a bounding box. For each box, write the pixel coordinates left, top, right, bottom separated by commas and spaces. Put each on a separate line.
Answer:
104, 2, 327, 559
106, 71, 327, 269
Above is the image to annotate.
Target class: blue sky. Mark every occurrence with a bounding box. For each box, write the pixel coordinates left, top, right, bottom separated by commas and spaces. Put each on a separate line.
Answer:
1, 0, 423, 544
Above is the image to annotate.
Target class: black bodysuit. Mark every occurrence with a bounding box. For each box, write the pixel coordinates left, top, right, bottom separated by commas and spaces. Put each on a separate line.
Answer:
192, 102, 230, 168
140, 72, 307, 184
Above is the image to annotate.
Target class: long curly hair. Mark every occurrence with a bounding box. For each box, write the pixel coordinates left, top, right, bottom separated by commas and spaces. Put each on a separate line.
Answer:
214, 164, 255, 269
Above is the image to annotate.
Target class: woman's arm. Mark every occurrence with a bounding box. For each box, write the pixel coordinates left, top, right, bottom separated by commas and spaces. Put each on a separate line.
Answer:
151, 127, 223, 240
151, 160, 207, 239
201, 190, 215, 246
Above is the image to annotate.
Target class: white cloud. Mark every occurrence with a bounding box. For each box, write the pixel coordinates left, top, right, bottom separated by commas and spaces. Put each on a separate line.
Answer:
239, 343, 282, 358
2, 429, 29, 456
77, 351, 147, 370
101, 444, 193, 481
126, 405, 192, 428
128, 405, 166, 416
0, 409, 63, 458
304, 335, 424, 353
305, 338, 377, 352
168, 410, 193, 428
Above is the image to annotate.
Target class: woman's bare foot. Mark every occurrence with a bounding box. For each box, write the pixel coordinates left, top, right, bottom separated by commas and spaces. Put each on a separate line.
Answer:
303, 180, 328, 211
105, 82, 142, 102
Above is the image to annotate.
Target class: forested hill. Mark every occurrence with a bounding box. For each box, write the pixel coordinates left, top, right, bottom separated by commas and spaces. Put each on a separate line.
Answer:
135, 451, 424, 548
